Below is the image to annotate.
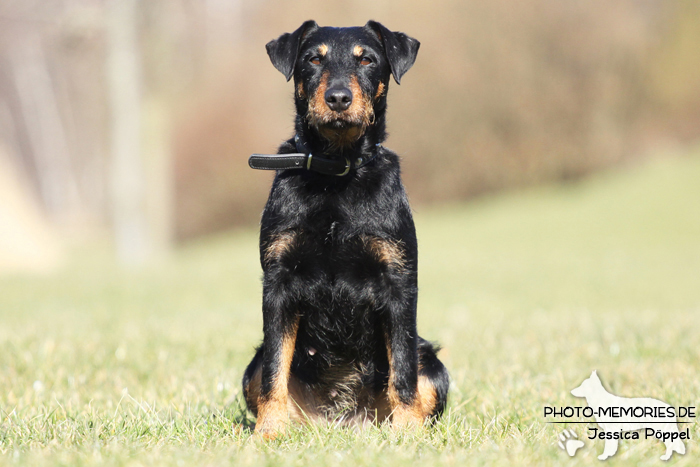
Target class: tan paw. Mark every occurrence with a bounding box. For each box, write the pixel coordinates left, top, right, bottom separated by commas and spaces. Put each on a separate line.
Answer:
254, 396, 290, 440
391, 406, 425, 428
254, 417, 287, 440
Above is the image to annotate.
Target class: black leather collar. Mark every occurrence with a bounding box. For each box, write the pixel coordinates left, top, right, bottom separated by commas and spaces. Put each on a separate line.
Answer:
249, 134, 380, 176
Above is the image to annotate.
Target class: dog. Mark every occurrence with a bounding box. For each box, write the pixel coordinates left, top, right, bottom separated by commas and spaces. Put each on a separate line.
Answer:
571, 371, 686, 460
242, 20, 449, 439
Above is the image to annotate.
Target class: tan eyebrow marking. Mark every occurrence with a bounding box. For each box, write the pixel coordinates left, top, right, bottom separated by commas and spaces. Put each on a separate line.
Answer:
353, 45, 364, 57
318, 44, 329, 56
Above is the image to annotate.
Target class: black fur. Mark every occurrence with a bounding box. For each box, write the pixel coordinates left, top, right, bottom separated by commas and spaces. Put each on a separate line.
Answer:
243, 20, 448, 428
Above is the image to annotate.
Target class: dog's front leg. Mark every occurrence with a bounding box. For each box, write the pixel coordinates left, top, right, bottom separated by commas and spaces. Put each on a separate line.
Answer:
384, 300, 422, 427
255, 281, 300, 439
366, 235, 427, 427
379, 271, 425, 427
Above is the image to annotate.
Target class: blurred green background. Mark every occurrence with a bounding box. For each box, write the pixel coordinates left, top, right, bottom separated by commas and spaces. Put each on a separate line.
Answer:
1, 2, 700, 463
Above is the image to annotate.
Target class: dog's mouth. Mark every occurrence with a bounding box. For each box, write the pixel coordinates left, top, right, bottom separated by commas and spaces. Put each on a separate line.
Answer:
306, 74, 374, 149
315, 122, 365, 149
312, 112, 367, 128
308, 109, 373, 149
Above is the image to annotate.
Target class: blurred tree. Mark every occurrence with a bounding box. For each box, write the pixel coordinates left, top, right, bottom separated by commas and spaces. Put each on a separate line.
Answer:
107, 0, 154, 265
8, 22, 80, 221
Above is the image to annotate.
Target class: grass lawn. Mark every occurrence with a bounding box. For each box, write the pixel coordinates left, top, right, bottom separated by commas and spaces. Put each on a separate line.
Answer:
1, 148, 699, 466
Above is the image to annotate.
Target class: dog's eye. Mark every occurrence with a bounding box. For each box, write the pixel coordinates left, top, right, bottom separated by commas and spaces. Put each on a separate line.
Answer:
310, 57, 321, 65
360, 57, 372, 66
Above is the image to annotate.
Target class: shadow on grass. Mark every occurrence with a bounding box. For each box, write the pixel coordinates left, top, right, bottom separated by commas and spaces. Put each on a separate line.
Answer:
229, 395, 256, 435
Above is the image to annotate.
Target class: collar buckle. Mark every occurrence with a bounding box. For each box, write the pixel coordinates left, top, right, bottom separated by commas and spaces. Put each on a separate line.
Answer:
337, 158, 351, 176
295, 135, 380, 176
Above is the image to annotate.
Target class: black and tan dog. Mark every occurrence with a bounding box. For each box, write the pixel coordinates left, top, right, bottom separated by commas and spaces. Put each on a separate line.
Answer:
243, 20, 448, 438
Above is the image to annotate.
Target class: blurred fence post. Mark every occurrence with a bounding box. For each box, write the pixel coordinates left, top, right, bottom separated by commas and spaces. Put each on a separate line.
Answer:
106, 0, 171, 265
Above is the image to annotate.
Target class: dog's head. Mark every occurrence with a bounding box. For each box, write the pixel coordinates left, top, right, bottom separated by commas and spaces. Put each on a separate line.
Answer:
571, 370, 602, 398
266, 21, 419, 149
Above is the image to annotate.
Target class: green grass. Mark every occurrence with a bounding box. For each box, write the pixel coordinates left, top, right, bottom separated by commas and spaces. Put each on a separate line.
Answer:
2, 148, 699, 466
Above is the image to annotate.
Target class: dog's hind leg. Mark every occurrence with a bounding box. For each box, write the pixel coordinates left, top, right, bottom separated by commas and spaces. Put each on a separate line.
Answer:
417, 338, 449, 421
242, 346, 263, 416
367, 340, 447, 427
382, 335, 449, 426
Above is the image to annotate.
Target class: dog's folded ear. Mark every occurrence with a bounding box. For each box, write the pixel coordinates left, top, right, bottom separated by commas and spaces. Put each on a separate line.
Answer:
266, 20, 319, 81
365, 20, 420, 85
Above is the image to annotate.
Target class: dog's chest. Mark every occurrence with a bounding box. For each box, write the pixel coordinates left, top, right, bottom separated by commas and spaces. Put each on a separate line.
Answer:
325, 220, 340, 242
300, 188, 387, 238
267, 174, 411, 290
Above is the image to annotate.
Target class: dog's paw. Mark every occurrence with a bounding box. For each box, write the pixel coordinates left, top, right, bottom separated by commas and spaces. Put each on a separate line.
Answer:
254, 398, 290, 440
254, 421, 286, 440
558, 429, 584, 457
254, 414, 287, 440
391, 407, 424, 428
254, 425, 283, 440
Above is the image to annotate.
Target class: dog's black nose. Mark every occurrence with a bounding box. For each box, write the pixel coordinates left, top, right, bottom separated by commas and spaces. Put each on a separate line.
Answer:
325, 88, 353, 111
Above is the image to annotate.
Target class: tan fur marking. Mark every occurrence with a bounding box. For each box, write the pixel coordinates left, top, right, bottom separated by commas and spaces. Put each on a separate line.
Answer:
265, 232, 296, 264
245, 361, 323, 425
353, 45, 364, 57
391, 376, 438, 426
296, 82, 306, 98
375, 82, 385, 100
347, 74, 374, 128
385, 336, 437, 427
254, 316, 300, 438
363, 236, 406, 270
307, 73, 374, 150
309, 70, 330, 128
318, 44, 329, 56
